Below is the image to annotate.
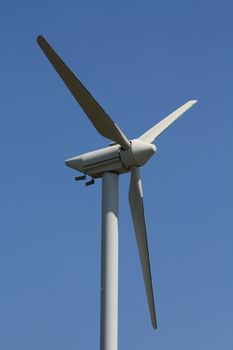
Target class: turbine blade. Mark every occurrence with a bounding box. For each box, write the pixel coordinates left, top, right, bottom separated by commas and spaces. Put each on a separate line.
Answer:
139, 100, 197, 143
129, 166, 157, 329
37, 35, 130, 150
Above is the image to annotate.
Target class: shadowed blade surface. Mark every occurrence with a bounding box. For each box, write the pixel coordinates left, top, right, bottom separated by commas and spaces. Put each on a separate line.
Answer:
139, 100, 197, 143
37, 35, 130, 150
129, 166, 157, 329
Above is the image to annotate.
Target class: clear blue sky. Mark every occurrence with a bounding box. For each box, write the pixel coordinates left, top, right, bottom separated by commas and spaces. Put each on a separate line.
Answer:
1, 1, 233, 349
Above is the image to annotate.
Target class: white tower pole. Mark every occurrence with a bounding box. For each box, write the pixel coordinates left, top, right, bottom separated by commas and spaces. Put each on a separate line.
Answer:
100, 172, 119, 350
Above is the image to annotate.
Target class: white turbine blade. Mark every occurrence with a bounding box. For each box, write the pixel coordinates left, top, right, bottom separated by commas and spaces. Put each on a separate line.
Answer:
139, 100, 197, 143
129, 166, 157, 329
37, 35, 130, 150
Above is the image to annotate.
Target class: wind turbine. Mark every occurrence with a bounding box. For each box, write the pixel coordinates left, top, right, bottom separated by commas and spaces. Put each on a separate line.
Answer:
37, 35, 197, 350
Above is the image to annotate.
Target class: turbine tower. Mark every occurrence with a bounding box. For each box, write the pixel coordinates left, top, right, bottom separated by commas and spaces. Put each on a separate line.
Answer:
37, 35, 197, 350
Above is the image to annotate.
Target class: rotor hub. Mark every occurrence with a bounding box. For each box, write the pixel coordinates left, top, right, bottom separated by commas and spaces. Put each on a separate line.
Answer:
120, 139, 156, 168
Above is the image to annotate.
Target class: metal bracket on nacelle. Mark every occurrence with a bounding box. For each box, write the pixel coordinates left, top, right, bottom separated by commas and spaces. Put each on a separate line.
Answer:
75, 174, 95, 186
86, 178, 95, 186
75, 175, 86, 181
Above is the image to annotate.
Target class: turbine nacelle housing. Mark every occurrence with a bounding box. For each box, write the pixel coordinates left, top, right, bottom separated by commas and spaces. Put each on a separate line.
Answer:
65, 139, 156, 178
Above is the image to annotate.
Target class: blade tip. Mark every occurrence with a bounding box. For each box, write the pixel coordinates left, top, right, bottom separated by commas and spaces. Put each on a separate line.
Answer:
37, 35, 45, 46
190, 99, 198, 105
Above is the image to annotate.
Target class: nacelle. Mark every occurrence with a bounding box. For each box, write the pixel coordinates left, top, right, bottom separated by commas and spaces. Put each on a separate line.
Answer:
65, 140, 156, 178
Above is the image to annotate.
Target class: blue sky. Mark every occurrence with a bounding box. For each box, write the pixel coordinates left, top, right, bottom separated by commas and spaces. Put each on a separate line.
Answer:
1, 0, 233, 349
